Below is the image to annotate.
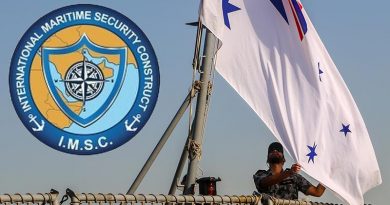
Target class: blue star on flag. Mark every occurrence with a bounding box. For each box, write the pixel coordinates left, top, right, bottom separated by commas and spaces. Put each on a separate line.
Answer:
222, 0, 240, 29
318, 62, 324, 81
340, 123, 351, 137
306, 142, 318, 163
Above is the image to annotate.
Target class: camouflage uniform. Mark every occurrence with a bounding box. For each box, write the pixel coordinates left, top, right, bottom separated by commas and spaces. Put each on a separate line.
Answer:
253, 169, 313, 200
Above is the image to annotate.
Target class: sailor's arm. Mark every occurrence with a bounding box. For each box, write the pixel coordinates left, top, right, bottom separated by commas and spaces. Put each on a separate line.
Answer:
257, 171, 290, 188
306, 183, 326, 197
258, 164, 301, 188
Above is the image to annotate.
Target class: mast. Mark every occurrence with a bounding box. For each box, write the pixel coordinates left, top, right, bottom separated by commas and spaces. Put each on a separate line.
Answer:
126, 24, 218, 196
183, 29, 217, 194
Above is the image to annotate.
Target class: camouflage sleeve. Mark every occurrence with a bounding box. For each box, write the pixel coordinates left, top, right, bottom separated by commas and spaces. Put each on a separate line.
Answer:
253, 170, 269, 193
295, 174, 313, 194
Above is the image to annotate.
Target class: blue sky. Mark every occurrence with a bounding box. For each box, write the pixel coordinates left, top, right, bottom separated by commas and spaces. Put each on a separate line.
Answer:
0, 1, 389, 204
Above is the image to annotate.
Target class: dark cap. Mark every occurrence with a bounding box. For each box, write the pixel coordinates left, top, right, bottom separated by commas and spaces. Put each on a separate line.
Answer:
268, 142, 283, 154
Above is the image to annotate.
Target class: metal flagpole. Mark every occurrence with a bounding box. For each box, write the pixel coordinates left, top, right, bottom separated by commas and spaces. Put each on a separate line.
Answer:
127, 18, 205, 195
183, 29, 217, 194
127, 90, 196, 194
169, 19, 204, 195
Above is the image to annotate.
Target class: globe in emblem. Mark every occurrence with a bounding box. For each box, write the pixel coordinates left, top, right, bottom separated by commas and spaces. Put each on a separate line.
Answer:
64, 57, 105, 102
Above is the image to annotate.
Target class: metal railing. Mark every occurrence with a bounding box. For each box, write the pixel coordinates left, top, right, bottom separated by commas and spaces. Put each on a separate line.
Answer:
267, 197, 334, 205
65, 189, 260, 205
0, 190, 372, 205
0, 190, 59, 205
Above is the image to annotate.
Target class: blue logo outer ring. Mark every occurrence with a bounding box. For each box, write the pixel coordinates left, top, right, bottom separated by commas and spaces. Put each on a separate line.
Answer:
9, 4, 160, 155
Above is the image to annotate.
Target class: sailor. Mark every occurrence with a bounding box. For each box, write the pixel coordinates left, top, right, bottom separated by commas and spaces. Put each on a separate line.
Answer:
253, 142, 326, 200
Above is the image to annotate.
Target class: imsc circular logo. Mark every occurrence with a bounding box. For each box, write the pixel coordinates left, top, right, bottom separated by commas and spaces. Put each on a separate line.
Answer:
9, 4, 159, 155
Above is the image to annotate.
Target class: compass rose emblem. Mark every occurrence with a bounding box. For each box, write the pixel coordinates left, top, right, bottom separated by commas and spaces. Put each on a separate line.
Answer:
64, 57, 106, 103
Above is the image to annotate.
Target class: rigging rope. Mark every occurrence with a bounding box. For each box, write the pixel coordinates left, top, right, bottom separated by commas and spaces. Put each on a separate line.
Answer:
189, 29, 220, 177
188, 139, 201, 160
188, 18, 204, 143
199, 32, 220, 149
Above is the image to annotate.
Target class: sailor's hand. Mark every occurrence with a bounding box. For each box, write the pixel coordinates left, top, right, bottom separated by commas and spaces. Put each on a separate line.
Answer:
318, 183, 326, 190
291, 163, 302, 173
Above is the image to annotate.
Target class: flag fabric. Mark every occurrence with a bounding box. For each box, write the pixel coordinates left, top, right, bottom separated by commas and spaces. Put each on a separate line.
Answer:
200, 0, 381, 204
